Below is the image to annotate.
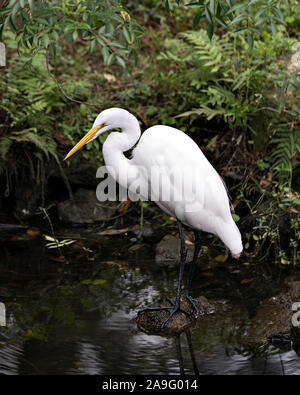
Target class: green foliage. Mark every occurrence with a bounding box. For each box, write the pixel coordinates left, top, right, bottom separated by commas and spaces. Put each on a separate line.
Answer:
159, 30, 251, 127
0, 35, 103, 177
127, 0, 170, 24
171, 0, 288, 45
240, 180, 299, 265
270, 121, 300, 186
0, 0, 298, 263
0, 53, 59, 173
0, 0, 142, 67
156, 27, 299, 187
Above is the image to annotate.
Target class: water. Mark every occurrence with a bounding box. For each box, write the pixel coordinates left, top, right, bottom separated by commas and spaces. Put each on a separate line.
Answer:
0, 228, 300, 375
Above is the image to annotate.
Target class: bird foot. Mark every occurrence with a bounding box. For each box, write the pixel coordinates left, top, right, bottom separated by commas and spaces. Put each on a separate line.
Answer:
138, 296, 198, 329
180, 294, 198, 318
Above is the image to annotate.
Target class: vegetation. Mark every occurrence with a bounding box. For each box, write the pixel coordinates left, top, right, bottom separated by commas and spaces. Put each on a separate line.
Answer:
0, 0, 299, 264
0, 0, 141, 66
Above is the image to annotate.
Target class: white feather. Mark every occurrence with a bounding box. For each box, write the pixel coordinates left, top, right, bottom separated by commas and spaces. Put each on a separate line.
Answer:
89, 108, 242, 256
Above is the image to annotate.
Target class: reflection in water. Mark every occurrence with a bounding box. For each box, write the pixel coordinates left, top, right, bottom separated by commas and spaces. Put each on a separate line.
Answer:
0, 240, 300, 374
1, 306, 300, 374
175, 330, 199, 375
1, 293, 300, 375
0, 343, 23, 375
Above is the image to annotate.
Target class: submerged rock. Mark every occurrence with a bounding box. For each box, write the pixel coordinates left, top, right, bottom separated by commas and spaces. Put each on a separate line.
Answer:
135, 280, 300, 341
135, 296, 215, 335
250, 281, 300, 342
57, 188, 117, 224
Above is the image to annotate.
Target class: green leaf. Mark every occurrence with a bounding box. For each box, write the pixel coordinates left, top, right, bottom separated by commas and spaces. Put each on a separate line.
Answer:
48, 42, 56, 58
209, 0, 215, 16
81, 279, 106, 285
28, 0, 34, 13
272, 7, 284, 23
186, 2, 202, 7
102, 46, 109, 63
116, 55, 126, 68
207, 23, 214, 40
270, 22, 277, 35
11, 2, 20, 24
0, 24, 4, 41
123, 25, 132, 44
92, 279, 107, 285
247, 33, 253, 49
230, 15, 248, 25
52, 30, 59, 42
204, 7, 213, 25
106, 53, 115, 66
42, 34, 50, 48
89, 39, 95, 54
193, 12, 203, 27
215, 16, 227, 28
72, 30, 78, 41
8, 15, 17, 32
165, 0, 171, 14
227, 4, 246, 14
105, 22, 114, 37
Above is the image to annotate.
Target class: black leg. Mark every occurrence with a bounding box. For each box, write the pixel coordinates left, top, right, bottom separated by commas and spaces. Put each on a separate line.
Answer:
175, 335, 185, 375
138, 219, 193, 328
160, 220, 187, 327
174, 220, 188, 306
185, 230, 201, 297
185, 330, 200, 376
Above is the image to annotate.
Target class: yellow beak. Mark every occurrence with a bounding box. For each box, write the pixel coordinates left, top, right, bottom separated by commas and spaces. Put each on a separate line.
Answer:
64, 124, 103, 160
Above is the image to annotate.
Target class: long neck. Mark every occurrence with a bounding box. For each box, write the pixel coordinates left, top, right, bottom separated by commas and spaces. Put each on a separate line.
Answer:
102, 117, 141, 189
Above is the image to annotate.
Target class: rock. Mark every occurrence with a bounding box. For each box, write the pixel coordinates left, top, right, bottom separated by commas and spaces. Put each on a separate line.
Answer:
155, 234, 195, 267
57, 188, 117, 224
249, 281, 300, 342
135, 296, 215, 335
135, 280, 300, 341
133, 224, 154, 238
50, 156, 100, 187
0, 224, 28, 232
14, 180, 42, 218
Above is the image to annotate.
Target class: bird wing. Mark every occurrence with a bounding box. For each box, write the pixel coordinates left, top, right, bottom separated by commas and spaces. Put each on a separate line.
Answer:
132, 125, 232, 224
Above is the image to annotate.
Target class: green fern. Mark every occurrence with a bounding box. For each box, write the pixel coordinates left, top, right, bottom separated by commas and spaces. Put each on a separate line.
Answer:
10, 129, 58, 162
158, 30, 231, 83
271, 124, 300, 186
0, 137, 13, 175
178, 104, 237, 122
180, 30, 232, 74
0, 51, 63, 177
162, 30, 253, 126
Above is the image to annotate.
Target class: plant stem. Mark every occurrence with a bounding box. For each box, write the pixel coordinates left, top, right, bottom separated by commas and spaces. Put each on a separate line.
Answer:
40, 206, 63, 257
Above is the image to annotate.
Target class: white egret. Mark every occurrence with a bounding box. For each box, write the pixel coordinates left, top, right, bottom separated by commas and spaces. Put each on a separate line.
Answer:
65, 108, 243, 326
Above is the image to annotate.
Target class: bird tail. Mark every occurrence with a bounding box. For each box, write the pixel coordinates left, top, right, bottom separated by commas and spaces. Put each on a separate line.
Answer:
216, 219, 243, 256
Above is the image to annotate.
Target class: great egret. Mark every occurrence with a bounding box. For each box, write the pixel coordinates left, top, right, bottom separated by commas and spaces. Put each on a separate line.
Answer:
65, 108, 243, 326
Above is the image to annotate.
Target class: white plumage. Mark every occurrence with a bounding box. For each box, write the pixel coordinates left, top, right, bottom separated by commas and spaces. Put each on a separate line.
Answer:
65, 107, 243, 325
82, 107, 242, 257
132, 125, 242, 256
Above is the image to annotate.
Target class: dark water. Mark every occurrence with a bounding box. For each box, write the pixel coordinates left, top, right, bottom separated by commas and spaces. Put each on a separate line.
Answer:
0, 227, 300, 375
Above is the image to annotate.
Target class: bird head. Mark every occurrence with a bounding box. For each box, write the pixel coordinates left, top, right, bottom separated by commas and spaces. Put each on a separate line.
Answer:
64, 108, 132, 160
